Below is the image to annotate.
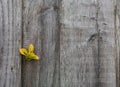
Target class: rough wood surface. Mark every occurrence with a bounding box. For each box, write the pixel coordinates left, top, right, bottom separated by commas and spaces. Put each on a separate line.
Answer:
0, 0, 22, 87
22, 0, 60, 87
38, 1, 60, 87
60, 0, 116, 87
22, 0, 42, 87
115, 0, 120, 87
0, 0, 119, 87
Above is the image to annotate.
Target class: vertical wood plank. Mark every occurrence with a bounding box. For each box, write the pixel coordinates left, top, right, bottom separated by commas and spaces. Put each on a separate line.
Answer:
115, 0, 120, 86
38, 0, 60, 86
60, 0, 116, 87
60, 0, 98, 87
22, 0, 42, 87
0, 0, 22, 87
22, 0, 60, 87
96, 0, 116, 87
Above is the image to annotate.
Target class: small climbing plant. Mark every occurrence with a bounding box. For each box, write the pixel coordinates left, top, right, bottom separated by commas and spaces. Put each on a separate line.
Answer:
20, 44, 39, 60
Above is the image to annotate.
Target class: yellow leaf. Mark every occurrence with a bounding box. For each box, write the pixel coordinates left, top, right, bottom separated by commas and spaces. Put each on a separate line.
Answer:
28, 44, 34, 53
32, 54, 39, 60
20, 48, 27, 55
29, 53, 39, 60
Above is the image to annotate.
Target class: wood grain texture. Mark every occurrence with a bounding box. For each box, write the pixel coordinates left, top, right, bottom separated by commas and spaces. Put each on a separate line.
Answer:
22, 0, 42, 86
96, 0, 116, 87
0, 0, 119, 87
22, 0, 60, 87
60, 0, 116, 87
38, 1, 60, 87
0, 0, 22, 87
115, 0, 120, 87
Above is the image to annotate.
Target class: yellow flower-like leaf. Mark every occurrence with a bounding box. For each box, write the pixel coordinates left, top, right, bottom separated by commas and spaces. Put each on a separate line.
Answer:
19, 44, 39, 60
28, 44, 34, 53
32, 54, 39, 60
20, 48, 27, 55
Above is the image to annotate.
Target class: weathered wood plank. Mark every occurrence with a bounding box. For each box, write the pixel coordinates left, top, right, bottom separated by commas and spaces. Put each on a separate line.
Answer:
96, 0, 116, 87
60, 0, 116, 87
22, 0, 42, 87
0, 0, 22, 87
38, 4, 60, 87
22, 0, 60, 87
115, 0, 120, 87
60, 0, 98, 87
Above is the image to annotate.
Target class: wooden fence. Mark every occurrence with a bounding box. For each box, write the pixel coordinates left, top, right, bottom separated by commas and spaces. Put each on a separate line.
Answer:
0, 0, 120, 87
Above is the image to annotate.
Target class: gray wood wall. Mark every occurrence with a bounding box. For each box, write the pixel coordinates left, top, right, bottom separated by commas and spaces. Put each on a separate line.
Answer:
0, 0, 120, 87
